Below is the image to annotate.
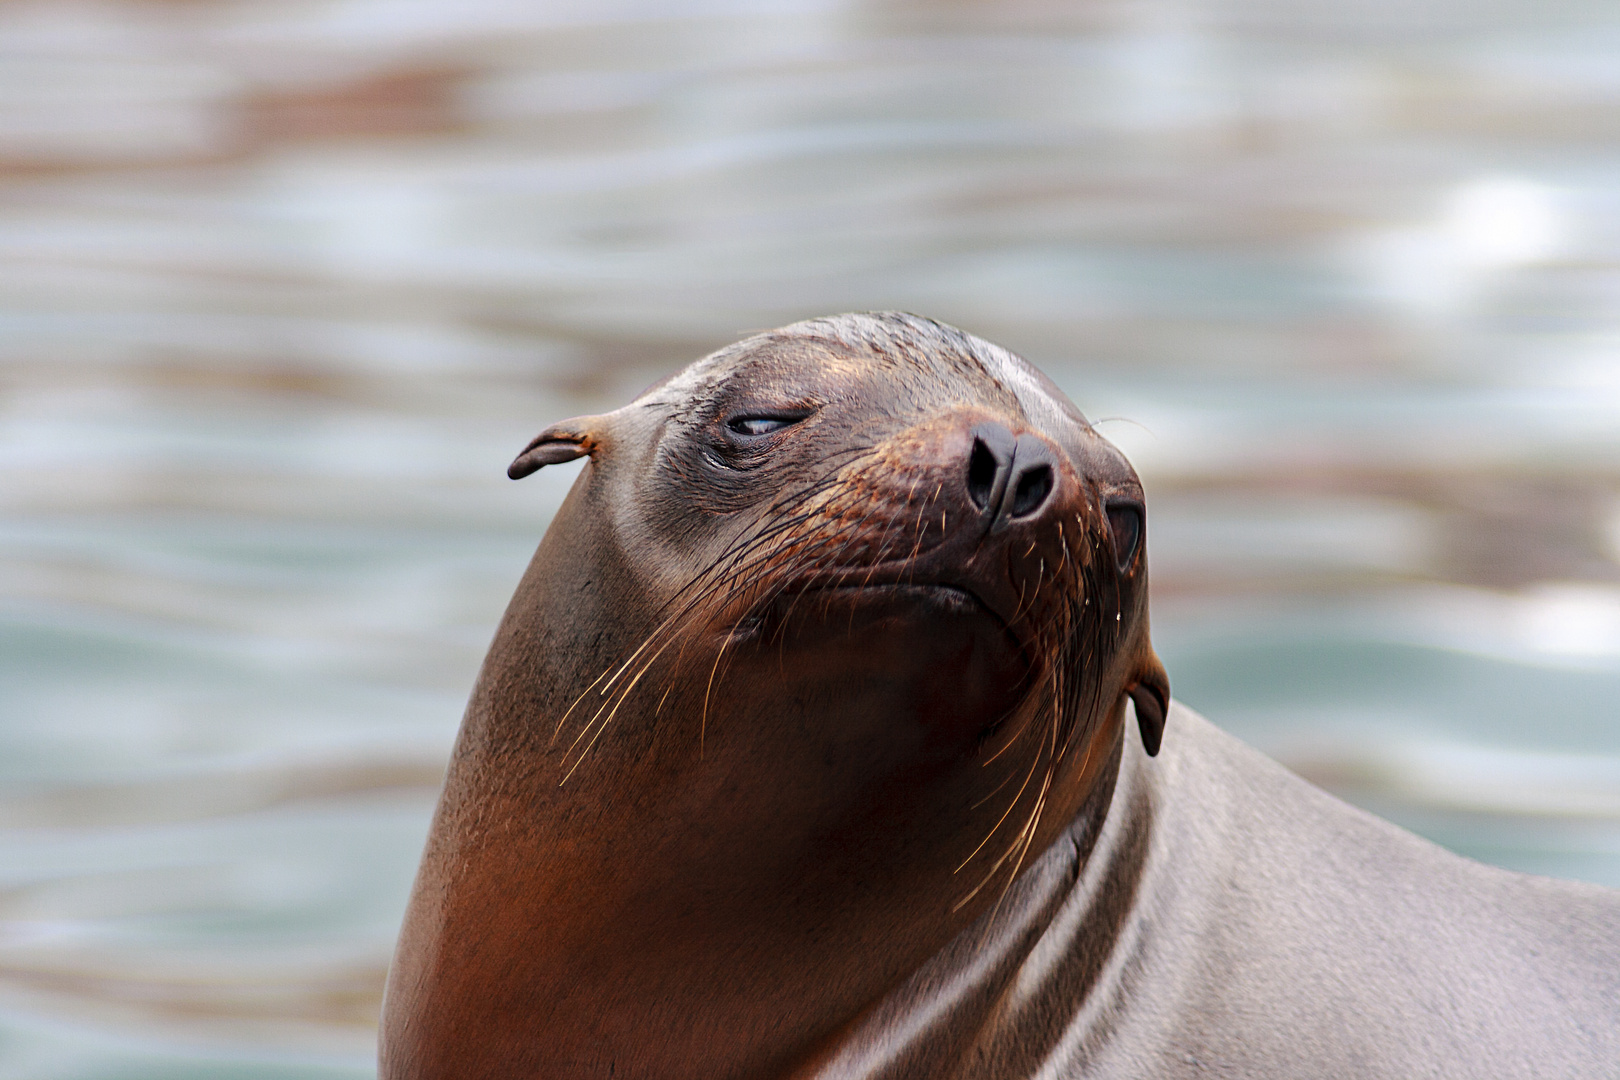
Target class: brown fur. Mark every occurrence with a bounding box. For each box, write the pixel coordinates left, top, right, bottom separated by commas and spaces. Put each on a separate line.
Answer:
380, 313, 1166, 1078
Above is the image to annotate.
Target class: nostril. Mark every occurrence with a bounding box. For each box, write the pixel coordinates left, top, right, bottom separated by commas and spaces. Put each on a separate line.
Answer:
1010, 465, 1053, 518
967, 438, 997, 511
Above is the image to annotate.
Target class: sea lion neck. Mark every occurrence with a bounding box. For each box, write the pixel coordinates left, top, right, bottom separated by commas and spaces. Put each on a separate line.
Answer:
797, 729, 1140, 1078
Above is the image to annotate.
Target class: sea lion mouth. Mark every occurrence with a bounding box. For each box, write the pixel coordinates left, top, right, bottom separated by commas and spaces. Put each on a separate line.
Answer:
727, 578, 1037, 674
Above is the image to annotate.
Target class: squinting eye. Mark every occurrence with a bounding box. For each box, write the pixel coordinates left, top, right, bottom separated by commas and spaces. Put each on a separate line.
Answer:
727, 415, 802, 437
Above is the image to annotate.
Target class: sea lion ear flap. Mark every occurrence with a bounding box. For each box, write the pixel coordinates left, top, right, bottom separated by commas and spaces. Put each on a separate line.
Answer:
508, 416, 607, 480
1127, 656, 1171, 757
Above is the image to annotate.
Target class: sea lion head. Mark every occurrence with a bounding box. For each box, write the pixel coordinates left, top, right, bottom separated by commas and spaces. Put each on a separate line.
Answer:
381, 312, 1169, 1080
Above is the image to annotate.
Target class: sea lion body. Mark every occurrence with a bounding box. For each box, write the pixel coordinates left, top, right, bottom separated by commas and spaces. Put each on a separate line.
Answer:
380, 313, 1620, 1079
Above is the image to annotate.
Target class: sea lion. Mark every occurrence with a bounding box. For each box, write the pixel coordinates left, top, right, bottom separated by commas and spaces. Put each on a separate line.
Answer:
379, 313, 1620, 1079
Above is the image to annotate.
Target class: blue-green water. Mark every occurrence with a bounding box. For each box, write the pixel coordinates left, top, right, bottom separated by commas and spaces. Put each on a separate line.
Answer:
3, 0, 1620, 1074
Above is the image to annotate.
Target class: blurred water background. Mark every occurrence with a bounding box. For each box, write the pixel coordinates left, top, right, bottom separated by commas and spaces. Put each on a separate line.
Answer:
2, 0, 1620, 1075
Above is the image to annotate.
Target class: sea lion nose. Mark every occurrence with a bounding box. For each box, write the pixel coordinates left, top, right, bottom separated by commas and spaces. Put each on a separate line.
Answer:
965, 422, 1057, 531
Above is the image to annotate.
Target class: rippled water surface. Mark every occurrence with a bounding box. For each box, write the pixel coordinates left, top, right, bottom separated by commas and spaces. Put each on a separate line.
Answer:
3, 0, 1620, 1075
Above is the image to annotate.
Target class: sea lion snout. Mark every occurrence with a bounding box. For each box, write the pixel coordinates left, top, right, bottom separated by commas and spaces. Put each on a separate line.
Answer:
964, 420, 1059, 533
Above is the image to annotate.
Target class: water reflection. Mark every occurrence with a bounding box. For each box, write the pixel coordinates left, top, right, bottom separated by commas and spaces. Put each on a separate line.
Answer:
2, 0, 1619, 1075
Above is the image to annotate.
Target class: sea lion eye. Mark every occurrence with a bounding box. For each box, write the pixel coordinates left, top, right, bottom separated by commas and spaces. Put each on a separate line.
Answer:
1105, 500, 1143, 572
726, 414, 806, 438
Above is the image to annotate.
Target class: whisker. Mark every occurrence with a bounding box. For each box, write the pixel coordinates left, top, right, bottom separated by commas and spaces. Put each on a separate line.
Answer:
955, 730, 1047, 876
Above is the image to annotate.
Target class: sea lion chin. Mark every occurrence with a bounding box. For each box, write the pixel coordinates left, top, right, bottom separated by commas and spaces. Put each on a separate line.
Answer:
379, 312, 1167, 1079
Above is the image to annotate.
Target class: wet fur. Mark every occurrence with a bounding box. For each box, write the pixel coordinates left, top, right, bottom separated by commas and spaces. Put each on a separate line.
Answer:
548, 319, 1137, 910
381, 313, 1172, 1080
